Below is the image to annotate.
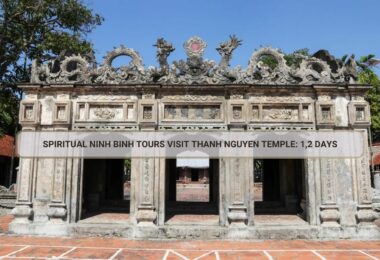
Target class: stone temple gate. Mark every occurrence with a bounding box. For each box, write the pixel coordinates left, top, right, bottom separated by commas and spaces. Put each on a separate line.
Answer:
11, 36, 379, 239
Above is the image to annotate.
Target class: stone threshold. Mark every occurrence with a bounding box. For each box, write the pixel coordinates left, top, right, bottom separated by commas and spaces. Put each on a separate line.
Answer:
8, 222, 380, 240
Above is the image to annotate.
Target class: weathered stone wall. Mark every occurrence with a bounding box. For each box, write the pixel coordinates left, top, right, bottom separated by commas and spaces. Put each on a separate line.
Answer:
9, 83, 379, 239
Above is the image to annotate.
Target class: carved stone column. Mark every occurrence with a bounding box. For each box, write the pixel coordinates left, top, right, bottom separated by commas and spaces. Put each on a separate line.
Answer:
355, 156, 377, 225
319, 159, 340, 226
47, 158, 67, 222
223, 158, 252, 226
304, 159, 318, 225
11, 158, 34, 223
373, 170, 380, 218
135, 158, 158, 225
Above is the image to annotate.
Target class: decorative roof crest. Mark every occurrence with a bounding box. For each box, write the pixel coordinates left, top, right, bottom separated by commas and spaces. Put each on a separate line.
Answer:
184, 36, 207, 58
30, 36, 359, 85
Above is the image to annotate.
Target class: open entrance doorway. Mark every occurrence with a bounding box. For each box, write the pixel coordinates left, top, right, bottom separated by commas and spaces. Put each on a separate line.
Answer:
80, 159, 131, 223
165, 158, 219, 224
254, 159, 307, 225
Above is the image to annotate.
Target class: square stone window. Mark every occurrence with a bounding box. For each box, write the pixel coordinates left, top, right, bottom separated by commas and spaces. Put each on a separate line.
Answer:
355, 107, 365, 121
143, 106, 153, 120
20, 101, 39, 125
232, 106, 242, 120
53, 102, 70, 124
321, 106, 331, 121
24, 105, 34, 120
56, 105, 66, 121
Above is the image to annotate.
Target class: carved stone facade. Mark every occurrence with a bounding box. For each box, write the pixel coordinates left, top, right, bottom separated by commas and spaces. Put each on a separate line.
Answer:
10, 38, 379, 239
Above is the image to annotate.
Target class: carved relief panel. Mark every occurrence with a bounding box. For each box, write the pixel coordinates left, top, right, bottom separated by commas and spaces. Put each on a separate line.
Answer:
74, 101, 137, 122
248, 102, 312, 123
356, 156, 372, 204
160, 102, 224, 123
17, 158, 34, 203
262, 105, 299, 121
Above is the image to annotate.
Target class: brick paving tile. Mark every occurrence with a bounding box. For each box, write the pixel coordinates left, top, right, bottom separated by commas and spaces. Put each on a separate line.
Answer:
166, 251, 191, 260
2, 258, 35, 260
1, 237, 380, 251
0, 245, 25, 256
175, 250, 217, 259
218, 251, 268, 260
0, 223, 8, 233
9, 246, 71, 258
362, 250, 380, 259
316, 250, 374, 260
80, 213, 130, 223
267, 251, 321, 260
0, 215, 14, 222
165, 214, 219, 223
63, 247, 120, 259
113, 249, 166, 260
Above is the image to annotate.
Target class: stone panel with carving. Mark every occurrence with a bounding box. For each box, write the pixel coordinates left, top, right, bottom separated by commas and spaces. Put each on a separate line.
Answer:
262, 106, 299, 121
89, 105, 123, 120
163, 104, 221, 120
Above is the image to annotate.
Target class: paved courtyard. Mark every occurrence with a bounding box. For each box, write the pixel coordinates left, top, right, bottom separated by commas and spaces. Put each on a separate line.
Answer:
1, 215, 379, 259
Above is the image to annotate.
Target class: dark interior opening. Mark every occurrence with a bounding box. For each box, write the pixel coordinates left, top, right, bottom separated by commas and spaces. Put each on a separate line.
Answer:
0, 156, 18, 187
254, 159, 306, 218
81, 159, 131, 221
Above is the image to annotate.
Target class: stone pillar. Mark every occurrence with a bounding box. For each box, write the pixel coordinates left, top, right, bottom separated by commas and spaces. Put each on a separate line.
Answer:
373, 170, 380, 216
69, 158, 81, 222
134, 158, 160, 226
222, 158, 253, 226
11, 158, 34, 223
305, 159, 318, 225
299, 160, 307, 220
355, 156, 377, 225
47, 158, 67, 222
319, 158, 340, 226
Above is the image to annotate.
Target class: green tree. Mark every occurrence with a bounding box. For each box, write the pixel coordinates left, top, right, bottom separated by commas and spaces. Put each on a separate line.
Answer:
284, 48, 310, 68
0, 0, 103, 136
358, 55, 380, 141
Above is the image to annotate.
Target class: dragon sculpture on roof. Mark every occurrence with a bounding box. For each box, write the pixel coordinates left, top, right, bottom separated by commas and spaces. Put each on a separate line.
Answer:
31, 36, 358, 85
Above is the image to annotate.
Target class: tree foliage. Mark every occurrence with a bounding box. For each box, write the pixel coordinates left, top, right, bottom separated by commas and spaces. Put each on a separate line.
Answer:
284, 48, 310, 68
358, 55, 380, 141
0, 0, 103, 136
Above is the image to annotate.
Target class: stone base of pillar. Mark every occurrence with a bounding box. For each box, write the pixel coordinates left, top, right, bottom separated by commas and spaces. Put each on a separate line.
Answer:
11, 204, 33, 223
356, 204, 377, 226
47, 204, 67, 223
320, 205, 340, 227
136, 206, 157, 226
227, 205, 247, 226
